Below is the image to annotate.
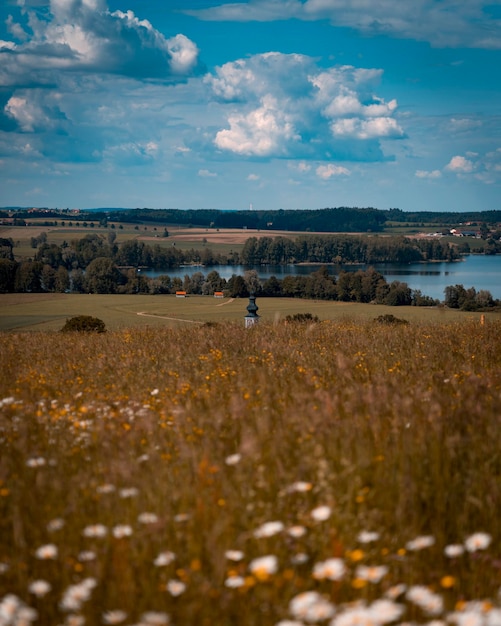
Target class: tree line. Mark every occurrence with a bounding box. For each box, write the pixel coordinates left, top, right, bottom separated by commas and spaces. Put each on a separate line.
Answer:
5, 205, 501, 232
240, 235, 459, 264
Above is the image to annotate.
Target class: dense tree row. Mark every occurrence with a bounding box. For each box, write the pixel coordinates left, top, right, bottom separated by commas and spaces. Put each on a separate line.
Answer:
240, 235, 459, 264
386, 208, 501, 225
27, 234, 232, 271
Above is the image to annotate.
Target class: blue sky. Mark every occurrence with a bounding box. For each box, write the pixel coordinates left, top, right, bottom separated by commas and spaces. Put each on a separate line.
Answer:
0, 0, 500, 212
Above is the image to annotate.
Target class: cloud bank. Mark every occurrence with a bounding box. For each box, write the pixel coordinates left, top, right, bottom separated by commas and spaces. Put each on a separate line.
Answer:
185, 0, 501, 50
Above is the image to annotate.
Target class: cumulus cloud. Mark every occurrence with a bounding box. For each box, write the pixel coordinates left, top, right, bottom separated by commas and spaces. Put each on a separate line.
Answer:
445, 155, 475, 173
316, 164, 350, 178
442, 150, 501, 184
0, 0, 203, 87
185, 0, 501, 49
207, 52, 403, 160
4, 92, 67, 132
331, 117, 403, 139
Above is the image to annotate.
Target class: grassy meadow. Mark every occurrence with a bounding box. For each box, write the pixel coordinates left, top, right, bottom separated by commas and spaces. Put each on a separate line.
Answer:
0, 293, 498, 332
0, 316, 500, 625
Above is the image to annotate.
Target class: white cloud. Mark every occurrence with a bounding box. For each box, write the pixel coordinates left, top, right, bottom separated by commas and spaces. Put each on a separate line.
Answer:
445, 155, 475, 173
186, 0, 501, 49
5, 96, 37, 131
198, 168, 217, 177
247, 173, 260, 180
185, 0, 304, 22
316, 163, 350, 178
206, 51, 310, 102
415, 169, 442, 179
0, 0, 202, 86
436, 150, 501, 184
4, 93, 66, 132
166, 34, 200, 75
0, 40, 17, 50
214, 94, 300, 156
208, 53, 403, 159
331, 117, 403, 140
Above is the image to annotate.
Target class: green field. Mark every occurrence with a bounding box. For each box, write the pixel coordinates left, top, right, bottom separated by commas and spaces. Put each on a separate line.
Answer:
0, 293, 497, 332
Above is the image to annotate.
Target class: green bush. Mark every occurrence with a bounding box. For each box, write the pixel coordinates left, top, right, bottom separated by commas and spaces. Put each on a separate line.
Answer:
61, 315, 106, 333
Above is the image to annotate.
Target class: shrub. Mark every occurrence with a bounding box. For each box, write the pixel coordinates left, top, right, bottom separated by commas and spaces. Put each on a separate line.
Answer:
61, 315, 106, 333
285, 312, 320, 323
374, 313, 409, 325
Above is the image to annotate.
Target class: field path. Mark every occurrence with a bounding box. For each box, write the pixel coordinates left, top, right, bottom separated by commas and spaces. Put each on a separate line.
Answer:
137, 312, 204, 324
216, 298, 234, 306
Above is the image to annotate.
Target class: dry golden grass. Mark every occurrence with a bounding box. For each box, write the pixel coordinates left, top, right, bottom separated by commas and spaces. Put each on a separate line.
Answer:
0, 319, 500, 625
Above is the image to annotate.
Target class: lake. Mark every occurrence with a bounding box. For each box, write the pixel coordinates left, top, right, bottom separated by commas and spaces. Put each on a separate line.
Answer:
144, 254, 501, 301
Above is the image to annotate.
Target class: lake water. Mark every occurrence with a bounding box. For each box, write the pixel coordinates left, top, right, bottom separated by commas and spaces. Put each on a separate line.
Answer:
144, 254, 501, 301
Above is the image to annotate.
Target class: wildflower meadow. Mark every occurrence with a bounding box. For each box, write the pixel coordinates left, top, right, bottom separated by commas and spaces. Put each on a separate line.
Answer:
0, 318, 500, 625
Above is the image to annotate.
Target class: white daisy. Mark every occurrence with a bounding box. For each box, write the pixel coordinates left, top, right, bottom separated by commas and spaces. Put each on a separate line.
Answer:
254, 521, 284, 538
35, 544, 58, 560
112, 525, 133, 538
154, 551, 176, 567
165, 580, 186, 596
310, 505, 331, 522
313, 558, 346, 581
406, 535, 435, 551
224, 576, 246, 588
249, 555, 278, 579
464, 532, 492, 552
28, 580, 51, 598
